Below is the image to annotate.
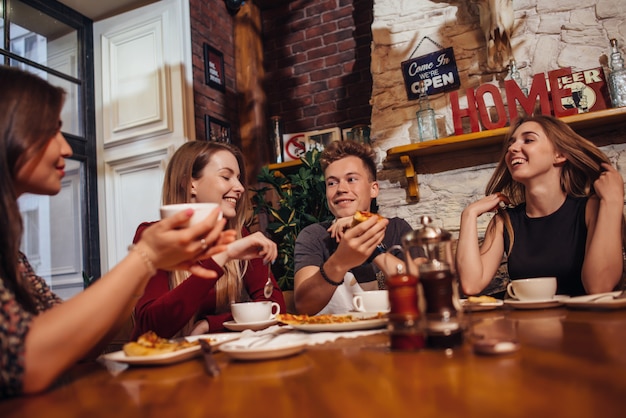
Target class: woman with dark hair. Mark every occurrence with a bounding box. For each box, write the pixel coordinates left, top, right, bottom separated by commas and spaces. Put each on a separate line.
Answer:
0, 66, 232, 397
131, 141, 285, 339
457, 115, 625, 297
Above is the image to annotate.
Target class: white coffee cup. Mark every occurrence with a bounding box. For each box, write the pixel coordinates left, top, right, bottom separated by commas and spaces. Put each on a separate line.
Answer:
352, 290, 390, 313
231, 301, 281, 323
506, 277, 557, 301
160, 203, 221, 226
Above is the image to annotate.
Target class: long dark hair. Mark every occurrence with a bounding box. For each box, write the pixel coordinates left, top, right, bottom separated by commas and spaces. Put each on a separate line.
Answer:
0, 66, 65, 312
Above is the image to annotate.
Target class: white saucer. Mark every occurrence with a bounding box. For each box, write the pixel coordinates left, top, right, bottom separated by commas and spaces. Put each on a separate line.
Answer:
504, 295, 569, 310
223, 319, 278, 331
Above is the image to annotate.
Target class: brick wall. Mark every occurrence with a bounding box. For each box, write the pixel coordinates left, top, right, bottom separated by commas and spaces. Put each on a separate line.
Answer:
261, 0, 373, 134
189, 0, 239, 142
189, 0, 372, 149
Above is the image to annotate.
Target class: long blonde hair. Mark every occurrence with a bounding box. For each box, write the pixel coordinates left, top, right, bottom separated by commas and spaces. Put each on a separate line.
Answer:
162, 141, 250, 333
484, 115, 615, 254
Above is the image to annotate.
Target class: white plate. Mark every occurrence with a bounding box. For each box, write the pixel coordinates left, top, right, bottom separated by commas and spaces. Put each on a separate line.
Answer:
220, 340, 306, 361
564, 291, 626, 310
503, 295, 569, 310
283, 313, 388, 332
185, 332, 242, 348
223, 319, 278, 331
101, 345, 201, 366
460, 299, 504, 312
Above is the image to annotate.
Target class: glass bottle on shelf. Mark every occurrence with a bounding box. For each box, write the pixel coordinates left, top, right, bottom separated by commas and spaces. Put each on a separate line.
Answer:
507, 59, 528, 117
608, 39, 626, 108
269, 116, 284, 163
415, 81, 438, 143
508, 59, 528, 96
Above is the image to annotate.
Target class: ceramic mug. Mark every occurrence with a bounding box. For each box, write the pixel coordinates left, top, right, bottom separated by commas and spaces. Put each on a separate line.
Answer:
160, 202, 221, 226
506, 277, 557, 301
231, 301, 281, 323
352, 290, 390, 313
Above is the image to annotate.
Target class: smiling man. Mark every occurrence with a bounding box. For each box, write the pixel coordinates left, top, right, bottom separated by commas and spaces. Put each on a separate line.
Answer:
293, 140, 418, 315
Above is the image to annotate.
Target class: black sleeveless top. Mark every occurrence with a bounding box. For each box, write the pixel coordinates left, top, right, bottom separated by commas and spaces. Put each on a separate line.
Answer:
504, 196, 587, 296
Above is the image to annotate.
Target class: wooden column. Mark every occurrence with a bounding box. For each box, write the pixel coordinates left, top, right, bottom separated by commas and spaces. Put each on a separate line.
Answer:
234, 1, 270, 187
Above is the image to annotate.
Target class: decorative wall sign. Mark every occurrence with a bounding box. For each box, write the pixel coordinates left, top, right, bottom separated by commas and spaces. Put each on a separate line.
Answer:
548, 67, 610, 116
449, 66, 610, 135
401, 42, 460, 100
205, 115, 231, 143
204, 43, 225, 92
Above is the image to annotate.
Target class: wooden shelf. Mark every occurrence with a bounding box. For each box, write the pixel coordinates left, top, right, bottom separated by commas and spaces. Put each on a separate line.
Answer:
267, 159, 303, 172
386, 107, 626, 201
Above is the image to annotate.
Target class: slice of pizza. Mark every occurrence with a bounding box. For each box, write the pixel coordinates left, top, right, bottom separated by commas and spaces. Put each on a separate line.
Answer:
351, 210, 385, 228
122, 331, 198, 357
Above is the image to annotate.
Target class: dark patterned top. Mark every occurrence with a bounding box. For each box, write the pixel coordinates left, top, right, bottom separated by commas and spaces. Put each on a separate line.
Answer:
1, 253, 62, 398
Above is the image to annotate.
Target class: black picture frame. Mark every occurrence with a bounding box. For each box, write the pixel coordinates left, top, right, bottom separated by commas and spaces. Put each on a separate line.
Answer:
203, 43, 225, 92
205, 115, 231, 143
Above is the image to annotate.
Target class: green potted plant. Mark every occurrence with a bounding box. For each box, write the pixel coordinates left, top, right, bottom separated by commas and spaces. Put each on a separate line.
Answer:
251, 148, 334, 292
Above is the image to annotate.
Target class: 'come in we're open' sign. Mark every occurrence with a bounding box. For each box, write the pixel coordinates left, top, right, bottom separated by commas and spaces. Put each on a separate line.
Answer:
401, 47, 461, 99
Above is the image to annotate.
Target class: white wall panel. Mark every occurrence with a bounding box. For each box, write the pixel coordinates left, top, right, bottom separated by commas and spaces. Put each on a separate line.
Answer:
104, 147, 173, 269
95, 0, 194, 272
101, 18, 172, 146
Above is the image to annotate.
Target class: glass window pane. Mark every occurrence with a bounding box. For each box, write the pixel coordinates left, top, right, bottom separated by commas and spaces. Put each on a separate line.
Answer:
49, 73, 83, 137
18, 159, 86, 300
0, 2, 5, 47
9, 0, 78, 79
10, 63, 84, 137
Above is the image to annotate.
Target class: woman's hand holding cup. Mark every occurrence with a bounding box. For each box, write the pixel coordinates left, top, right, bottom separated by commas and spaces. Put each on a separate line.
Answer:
140, 205, 235, 278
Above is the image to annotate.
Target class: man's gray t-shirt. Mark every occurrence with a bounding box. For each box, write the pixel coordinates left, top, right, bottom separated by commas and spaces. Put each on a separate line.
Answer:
294, 217, 413, 283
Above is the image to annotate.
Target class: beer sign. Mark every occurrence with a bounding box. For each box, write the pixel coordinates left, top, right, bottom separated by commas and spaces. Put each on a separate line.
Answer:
401, 47, 461, 100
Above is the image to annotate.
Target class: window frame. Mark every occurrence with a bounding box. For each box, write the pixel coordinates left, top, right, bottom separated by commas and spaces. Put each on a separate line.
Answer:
1, 0, 101, 282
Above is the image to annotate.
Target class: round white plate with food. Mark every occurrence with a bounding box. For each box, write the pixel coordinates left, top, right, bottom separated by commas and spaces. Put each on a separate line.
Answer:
460, 297, 504, 312
101, 345, 201, 366
277, 312, 388, 332
185, 332, 242, 348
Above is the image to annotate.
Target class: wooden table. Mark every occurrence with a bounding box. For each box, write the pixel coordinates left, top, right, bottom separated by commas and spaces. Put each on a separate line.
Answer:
2, 307, 626, 417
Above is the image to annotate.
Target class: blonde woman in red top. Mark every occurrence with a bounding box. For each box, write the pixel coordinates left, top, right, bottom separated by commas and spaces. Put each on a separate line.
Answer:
131, 141, 285, 338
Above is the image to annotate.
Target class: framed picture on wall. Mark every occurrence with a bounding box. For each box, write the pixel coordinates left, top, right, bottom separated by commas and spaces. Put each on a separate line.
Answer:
204, 43, 225, 92
205, 115, 231, 143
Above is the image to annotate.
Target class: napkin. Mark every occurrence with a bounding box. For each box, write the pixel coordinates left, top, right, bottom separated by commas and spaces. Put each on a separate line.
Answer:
227, 325, 386, 349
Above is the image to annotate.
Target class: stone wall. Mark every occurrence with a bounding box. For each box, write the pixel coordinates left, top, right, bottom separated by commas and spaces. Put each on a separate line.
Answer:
371, 0, 626, 235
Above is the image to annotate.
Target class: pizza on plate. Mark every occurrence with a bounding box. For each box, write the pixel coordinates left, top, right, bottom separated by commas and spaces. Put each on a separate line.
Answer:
277, 312, 385, 325
122, 331, 199, 357
466, 295, 498, 304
